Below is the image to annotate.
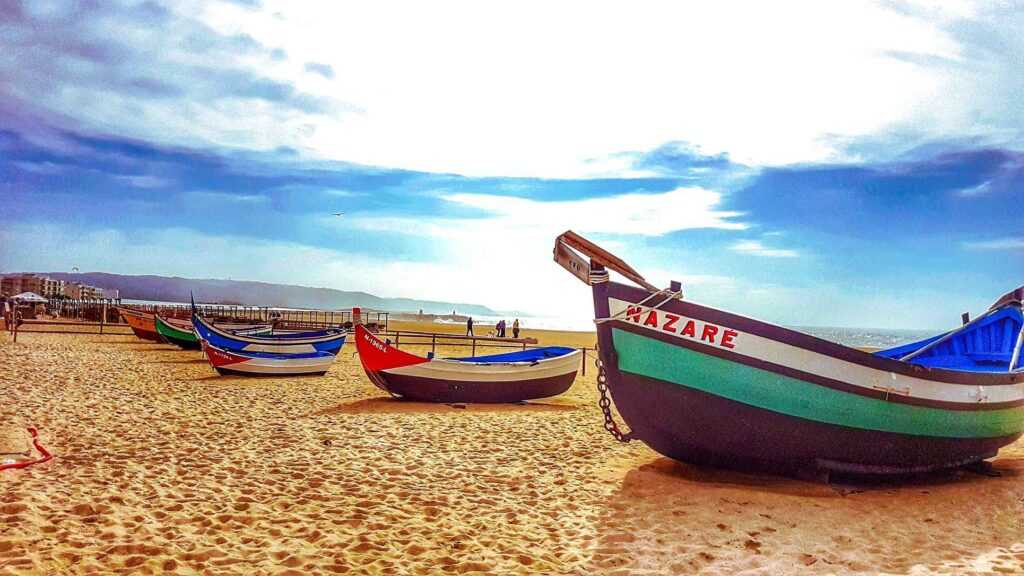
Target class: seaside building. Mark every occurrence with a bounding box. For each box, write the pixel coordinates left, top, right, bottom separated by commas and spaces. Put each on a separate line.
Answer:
64, 282, 105, 300
1, 274, 65, 299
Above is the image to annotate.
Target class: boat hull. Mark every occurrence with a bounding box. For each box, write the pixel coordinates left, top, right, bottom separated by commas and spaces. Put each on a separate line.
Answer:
203, 342, 339, 376
192, 314, 345, 355
369, 370, 578, 403
117, 308, 161, 342
155, 315, 201, 350
355, 325, 580, 403
593, 281, 1024, 474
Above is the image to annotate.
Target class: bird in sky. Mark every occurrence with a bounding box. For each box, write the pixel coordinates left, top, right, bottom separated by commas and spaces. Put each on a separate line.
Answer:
333, 212, 344, 217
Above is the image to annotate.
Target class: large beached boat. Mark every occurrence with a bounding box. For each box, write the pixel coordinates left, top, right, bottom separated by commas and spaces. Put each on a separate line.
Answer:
554, 230, 1024, 475
354, 321, 580, 403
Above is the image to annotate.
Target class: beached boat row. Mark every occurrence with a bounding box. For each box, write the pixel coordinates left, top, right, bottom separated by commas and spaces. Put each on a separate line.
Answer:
110, 232, 1021, 477
115, 306, 582, 402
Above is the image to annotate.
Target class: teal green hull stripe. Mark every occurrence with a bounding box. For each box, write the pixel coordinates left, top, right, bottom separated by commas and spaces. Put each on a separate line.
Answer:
157, 320, 197, 343
612, 328, 1024, 439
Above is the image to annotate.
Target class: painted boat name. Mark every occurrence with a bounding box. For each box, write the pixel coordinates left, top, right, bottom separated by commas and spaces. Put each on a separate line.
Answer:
625, 306, 738, 349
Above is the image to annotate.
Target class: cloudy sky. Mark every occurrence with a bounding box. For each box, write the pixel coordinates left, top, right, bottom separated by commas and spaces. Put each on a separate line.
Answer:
1, 0, 1021, 329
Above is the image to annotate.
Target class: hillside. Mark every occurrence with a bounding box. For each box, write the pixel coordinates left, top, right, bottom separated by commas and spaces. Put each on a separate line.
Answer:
35, 272, 499, 316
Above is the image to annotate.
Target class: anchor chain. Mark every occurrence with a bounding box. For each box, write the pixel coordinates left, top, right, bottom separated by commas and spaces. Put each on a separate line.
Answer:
596, 358, 632, 443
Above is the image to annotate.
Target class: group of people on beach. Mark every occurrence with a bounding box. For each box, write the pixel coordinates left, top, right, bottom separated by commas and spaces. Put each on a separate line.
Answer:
465, 317, 519, 339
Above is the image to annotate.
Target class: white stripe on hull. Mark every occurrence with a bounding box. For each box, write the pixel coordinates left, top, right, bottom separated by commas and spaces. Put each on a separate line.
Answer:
384, 350, 581, 382
224, 356, 335, 375
608, 298, 1024, 406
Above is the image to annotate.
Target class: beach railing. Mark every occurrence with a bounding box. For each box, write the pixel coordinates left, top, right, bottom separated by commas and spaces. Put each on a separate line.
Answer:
47, 300, 389, 332
377, 329, 597, 375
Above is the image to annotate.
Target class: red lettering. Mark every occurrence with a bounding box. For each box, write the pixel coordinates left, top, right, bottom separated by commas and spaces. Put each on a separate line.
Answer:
662, 313, 680, 333
643, 311, 659, 327
721, 329, 738, 349
700, 324, 718, 343
680, 320, 696, 337
626, 306, 642, 323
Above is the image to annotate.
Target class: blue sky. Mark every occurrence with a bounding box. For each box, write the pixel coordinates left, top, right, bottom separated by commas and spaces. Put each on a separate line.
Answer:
1, 1, 1021, 329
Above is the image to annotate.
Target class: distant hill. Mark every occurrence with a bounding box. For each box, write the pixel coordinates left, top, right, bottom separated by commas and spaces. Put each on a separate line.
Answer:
34, 272, 499, 316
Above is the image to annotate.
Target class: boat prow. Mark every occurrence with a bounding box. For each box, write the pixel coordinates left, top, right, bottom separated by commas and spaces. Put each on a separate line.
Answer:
354, 323, 580, 403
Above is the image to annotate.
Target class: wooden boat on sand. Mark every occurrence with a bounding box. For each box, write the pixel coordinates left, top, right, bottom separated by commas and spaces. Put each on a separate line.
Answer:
154, 315, 271, 350
116, 307, 161, 342
202, 340, 339, 376
354, 319, 580, 403
192, 313, 346, 355
554, 230, 1024, 475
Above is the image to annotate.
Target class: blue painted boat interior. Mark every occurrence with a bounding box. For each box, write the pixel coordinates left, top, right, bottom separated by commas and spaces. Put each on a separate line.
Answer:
875, 306, 1022, 372
450, 346, 576, 363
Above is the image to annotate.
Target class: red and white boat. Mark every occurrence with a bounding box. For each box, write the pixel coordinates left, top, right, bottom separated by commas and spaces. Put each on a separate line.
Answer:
202, 340, 339, 376
354, 324, 580, 403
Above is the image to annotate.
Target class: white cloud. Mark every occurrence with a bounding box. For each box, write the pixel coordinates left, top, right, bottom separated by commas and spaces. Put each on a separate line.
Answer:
956, 180, 991, 197
729, 240, 800, 258
10, 1, 1004, 178
963, 237, 1024, 251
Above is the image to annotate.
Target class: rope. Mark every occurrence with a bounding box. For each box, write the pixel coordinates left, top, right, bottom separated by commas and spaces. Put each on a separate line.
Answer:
593, 289, 681, 325
0, 428, 53, 472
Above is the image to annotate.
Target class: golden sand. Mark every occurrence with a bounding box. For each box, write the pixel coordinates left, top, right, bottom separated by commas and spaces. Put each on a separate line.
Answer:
2, 325, 1023, 575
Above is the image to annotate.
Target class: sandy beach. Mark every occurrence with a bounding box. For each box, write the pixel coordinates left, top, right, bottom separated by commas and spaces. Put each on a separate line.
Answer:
2, 324, 1023, 575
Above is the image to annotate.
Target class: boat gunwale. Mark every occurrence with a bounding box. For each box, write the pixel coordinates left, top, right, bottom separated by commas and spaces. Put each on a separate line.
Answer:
607, 281, 1024, 387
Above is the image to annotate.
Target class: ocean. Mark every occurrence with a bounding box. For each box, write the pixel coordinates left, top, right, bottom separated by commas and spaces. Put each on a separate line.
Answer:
124, 299, 936, 348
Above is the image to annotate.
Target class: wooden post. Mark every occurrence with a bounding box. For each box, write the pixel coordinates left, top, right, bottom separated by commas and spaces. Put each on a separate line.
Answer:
431, 334, 436, 355
581, 348, 586, 376
472, 337, 476, 357
100, 300, 107, 334
395, 332, 400, 349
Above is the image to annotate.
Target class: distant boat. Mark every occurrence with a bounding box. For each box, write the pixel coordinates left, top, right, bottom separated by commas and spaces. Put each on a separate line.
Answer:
202, 340, 339, 376
191, 313, 346, 355
116, 307, 161, 342
555, 230, 1024, 476
155, 314, 201, 350
354, 323, 580, 403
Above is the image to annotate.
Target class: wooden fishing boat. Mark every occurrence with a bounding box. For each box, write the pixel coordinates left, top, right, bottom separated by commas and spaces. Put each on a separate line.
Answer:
354, 321, 580, 403
154, 314, 201, 350
202, 340, 339, 376
192, 313, 346, 355
154, 315, 271, 350
116, 307, 161, 342
554, 230, 1024, 475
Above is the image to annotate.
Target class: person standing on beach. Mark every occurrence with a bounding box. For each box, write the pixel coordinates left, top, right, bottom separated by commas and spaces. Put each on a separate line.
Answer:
512, 318, 520, 339
466, 316, 474, 337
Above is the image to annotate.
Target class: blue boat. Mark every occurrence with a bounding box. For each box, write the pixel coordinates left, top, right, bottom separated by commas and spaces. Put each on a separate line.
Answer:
875, 287, 1023, 373
192, 313, 347, 355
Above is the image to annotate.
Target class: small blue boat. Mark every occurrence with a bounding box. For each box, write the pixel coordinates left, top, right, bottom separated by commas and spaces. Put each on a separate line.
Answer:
192, 313, 347, 355
875, 287, 1023, 373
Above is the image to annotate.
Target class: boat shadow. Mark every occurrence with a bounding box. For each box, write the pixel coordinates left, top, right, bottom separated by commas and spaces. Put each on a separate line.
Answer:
585, 455, 1024, 574
311, 396, 581, 416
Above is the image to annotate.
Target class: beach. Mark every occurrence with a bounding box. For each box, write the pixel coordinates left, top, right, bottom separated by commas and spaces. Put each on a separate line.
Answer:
2, 324, 1023, 575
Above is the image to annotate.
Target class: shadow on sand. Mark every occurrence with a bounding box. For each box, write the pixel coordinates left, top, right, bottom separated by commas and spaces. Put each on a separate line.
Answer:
311, 396, 581, 416
585, 455, 1024, 574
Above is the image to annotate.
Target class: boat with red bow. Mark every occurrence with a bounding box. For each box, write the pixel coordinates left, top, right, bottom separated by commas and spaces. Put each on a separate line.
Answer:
354, 316, 580, 403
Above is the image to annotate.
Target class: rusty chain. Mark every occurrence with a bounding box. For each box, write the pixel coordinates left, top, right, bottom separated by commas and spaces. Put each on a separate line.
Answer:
595, 357, 632, 443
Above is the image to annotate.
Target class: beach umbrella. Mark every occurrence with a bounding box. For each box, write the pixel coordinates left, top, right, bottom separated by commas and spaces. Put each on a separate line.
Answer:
12, 292, 47, 303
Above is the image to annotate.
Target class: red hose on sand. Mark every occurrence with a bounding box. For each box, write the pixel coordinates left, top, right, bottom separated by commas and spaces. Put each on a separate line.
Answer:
0, 428, 54, 472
